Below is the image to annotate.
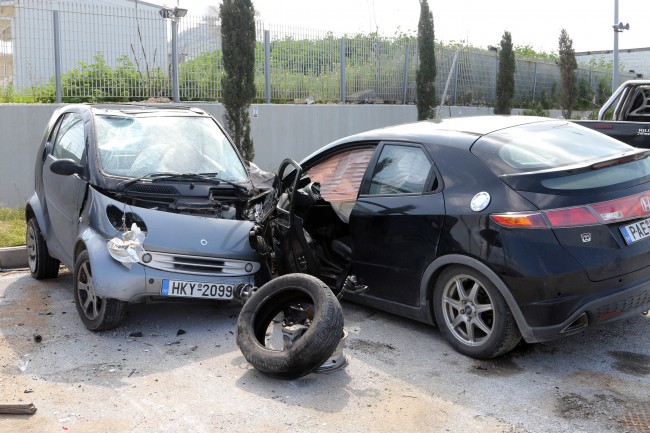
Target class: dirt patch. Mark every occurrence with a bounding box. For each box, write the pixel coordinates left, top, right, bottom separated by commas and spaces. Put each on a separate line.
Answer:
609, 351, 650, 376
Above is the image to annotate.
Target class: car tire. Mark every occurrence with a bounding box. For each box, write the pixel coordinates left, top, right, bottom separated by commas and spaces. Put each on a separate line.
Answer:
26, 217, 60, 279
73, 250, 127, 331
236, 273, 344, 379
433, 265, 521, 359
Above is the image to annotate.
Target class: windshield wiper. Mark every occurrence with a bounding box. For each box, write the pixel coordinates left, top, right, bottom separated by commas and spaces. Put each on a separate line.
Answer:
116, 172, 185, 191
152, 173, 250, 192
117, 172, 251, 193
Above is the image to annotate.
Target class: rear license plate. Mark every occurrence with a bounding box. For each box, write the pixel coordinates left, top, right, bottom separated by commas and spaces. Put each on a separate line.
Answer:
161, 280, 234, 300
619, 218, 650, 245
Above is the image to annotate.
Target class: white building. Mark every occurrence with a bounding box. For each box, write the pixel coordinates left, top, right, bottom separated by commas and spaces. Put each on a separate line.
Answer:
2, 0, 169, 90
576, 47, 650, 80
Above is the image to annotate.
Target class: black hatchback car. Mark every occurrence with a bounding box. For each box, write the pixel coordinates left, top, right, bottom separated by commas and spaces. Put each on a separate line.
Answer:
269, 116, 650, 358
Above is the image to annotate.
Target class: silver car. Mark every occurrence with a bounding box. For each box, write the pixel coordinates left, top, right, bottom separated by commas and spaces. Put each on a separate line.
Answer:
26, 105, 267, 331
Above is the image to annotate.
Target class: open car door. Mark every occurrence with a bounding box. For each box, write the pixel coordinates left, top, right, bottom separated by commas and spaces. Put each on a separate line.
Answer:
272, 158, 321, 276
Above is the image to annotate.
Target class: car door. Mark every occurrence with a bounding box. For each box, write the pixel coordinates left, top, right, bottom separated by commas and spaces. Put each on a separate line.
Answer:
349, 142, 444, 307
42, 112, 88, 266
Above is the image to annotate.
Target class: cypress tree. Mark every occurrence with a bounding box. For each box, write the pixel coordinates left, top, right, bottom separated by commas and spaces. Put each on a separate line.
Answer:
220, 0, 256, 161
416, 0, 436, 120
494, 31, 515, 115
558, 29, 578, 119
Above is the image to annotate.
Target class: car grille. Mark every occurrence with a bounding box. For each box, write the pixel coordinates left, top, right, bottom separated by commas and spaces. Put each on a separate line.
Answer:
145, 252, 260, 277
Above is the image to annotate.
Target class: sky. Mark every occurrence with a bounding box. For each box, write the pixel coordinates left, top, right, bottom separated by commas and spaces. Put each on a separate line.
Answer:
159, 0, 650, 54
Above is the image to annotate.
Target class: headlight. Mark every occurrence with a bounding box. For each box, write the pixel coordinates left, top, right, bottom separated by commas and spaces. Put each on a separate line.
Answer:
107, 223, 148, 268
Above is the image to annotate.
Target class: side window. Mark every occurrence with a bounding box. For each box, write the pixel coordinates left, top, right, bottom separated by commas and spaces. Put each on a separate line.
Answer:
368, 144, 432, 195
51, 113, 85, 163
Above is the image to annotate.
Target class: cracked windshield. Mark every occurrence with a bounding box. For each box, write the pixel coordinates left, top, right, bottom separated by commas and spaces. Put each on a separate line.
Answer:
95, 115, 248, 182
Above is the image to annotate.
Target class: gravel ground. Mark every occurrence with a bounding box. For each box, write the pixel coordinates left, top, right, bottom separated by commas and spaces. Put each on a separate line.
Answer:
0, 269, 648, 433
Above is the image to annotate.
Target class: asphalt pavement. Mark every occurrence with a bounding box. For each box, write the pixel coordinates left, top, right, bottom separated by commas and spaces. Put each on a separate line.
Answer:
0, 268, 648, 433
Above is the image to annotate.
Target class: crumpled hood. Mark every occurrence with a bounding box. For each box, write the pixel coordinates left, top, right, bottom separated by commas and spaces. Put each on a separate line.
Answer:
87, 188, 258, 260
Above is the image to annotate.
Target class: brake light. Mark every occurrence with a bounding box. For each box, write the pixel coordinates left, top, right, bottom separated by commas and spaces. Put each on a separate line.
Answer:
544, 207, 598, 227
492, 190, 650, 229
590, 193, 650, 223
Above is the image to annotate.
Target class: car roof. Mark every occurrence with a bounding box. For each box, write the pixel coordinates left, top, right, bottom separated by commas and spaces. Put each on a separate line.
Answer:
67, 104, 209, 117
301, 115, 557, 163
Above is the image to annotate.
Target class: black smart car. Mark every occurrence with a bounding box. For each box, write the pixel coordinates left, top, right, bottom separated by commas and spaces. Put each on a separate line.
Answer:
267, 115, 650, 359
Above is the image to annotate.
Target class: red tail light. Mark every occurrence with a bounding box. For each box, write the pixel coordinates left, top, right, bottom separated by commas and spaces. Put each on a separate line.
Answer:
544, 207, 598, 227
491, 190, 650, 229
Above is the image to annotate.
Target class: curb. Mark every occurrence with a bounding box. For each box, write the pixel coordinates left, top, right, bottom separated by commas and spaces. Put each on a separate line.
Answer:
0, 246, 28, 270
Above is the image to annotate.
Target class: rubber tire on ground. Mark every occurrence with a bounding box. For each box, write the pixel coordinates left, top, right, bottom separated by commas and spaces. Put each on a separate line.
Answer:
26, 217, 60, 279
433, 265, 521, 359
73, 250, 127, 331
236, 273, 344, 379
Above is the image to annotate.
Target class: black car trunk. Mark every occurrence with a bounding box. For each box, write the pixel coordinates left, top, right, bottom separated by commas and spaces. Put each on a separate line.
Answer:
503, 170, 650, 282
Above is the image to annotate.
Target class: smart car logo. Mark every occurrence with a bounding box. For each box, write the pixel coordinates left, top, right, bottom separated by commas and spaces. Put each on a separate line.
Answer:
641, 196, 650, 212
200, 239, 208, 246
581, 233, 591, 243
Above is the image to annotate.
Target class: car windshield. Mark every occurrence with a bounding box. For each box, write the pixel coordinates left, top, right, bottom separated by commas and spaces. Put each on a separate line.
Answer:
95, 114, 248, 182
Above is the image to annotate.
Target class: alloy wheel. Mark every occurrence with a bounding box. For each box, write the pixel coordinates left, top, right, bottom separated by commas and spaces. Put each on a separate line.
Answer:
441, 273, 495, 346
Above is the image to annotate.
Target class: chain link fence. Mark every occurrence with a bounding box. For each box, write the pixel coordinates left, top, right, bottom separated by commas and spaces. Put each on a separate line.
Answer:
0, 0, 634, 109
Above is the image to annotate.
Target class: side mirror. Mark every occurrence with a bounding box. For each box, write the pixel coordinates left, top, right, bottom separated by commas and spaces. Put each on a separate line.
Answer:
50, 159, 84, 176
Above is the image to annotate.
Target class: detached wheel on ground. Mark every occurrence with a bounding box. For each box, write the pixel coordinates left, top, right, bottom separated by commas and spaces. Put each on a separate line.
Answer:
26, 217, 60, 279
73, 250, 127, 331
433, 265, 521, 359
236, 273, 344, 379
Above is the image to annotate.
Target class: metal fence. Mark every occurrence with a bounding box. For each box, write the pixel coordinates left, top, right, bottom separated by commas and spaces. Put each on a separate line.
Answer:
0, 0, 634, 108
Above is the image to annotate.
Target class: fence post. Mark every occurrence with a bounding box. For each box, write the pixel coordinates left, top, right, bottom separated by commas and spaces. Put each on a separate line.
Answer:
532, 61, 538, 102
53, 11, 62, 103
264, 30, 270, 104
452, 49, 460, 105
340, 39, 346, 103
402, 44, 410, 104
171, 18, 180, 102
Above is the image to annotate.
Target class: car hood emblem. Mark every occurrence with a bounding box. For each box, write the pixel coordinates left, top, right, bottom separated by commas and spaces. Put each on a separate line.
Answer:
200, 239, 208, 246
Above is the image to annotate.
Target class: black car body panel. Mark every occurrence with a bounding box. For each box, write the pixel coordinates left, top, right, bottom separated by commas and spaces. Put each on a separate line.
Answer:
273, 116, 650, 352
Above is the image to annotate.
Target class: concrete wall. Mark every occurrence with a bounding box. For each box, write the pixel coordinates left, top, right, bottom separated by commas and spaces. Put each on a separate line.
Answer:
0, 103, 570, 209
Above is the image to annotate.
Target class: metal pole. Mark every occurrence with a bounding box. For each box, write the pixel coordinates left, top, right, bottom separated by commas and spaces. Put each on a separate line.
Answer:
264, 30, 271, 104
402, 44, 410, 104
532, 61, 538, 102
171, 18, 180, 103
340, 39, 346, 103
613, 0, 619, 93
452, 48, 460, 105
53, 11, 62, 103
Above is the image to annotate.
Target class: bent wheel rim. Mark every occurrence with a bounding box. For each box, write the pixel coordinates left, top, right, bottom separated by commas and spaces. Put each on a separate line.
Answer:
26, 224, 37, 272
441, 274, 495, 347
76, 260, 102, 321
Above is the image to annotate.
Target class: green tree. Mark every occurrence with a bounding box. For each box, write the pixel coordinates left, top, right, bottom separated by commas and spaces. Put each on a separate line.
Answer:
220, 0, 256, 161
558, 29, 578, 119
494, 31, 515, 114
416, 0, 436, 120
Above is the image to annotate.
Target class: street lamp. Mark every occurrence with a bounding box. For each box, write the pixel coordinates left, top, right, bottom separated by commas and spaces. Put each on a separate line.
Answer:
160, 7, 188, 103
612, 0, 629, 92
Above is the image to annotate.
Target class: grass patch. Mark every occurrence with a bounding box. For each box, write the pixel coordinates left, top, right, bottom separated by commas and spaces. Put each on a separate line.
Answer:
0, 207, 25, 247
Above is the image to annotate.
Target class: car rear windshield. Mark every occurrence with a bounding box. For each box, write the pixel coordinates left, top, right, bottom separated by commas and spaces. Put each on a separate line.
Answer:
471, 120, 650, 191
95, 114, 248, 182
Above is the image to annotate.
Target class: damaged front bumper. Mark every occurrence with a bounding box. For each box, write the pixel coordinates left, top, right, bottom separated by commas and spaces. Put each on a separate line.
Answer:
80, 188, 264, 303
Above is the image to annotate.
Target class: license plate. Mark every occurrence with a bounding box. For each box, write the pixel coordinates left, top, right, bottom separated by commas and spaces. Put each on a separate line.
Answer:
161, 279, 234, 300
619, 217, 650, 245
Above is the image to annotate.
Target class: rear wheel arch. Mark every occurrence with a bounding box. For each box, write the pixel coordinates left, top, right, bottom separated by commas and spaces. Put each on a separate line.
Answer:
420, 254, 534, 342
